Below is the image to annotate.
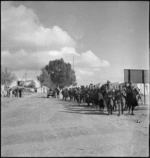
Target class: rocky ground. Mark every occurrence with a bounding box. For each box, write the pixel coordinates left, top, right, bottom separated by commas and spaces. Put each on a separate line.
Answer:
1, 92, 149, 157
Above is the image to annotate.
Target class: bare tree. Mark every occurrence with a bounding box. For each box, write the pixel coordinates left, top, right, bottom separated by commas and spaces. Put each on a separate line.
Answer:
1, 65, 16, 85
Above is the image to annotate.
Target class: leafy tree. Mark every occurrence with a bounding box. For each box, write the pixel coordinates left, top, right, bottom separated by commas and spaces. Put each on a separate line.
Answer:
1, 65, 16, 85
44, 58, 76, 89
37, 68, 55, 89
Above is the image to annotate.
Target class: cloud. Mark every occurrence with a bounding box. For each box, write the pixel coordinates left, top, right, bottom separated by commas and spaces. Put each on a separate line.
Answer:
1, 48, 110, 70
1, 47, 110, 86
63, 14, 85, 40
76, 50, 110, 69
1, 2, 110, 85
1, 2, 76, 52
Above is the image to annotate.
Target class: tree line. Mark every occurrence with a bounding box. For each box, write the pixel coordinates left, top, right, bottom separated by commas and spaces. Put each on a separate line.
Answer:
1, 58, 76, 90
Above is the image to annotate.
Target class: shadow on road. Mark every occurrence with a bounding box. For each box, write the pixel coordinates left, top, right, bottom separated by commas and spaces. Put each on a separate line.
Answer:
37, 96, 47, 98
61, 103, 109, 115
60, 110, 108, 115
37, 96, 56, 99
61, 102, 148, 116
134, 105, 149, 110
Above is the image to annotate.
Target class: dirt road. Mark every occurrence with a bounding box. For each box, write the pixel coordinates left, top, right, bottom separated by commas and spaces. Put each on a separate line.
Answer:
1, 93, 149, 156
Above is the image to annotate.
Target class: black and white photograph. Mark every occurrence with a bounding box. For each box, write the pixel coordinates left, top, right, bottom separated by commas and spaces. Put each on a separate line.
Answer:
1, 1, 149, 157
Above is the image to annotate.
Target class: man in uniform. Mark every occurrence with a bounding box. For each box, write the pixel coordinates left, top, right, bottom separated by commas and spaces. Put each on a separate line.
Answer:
122, 82, 129, 110
98, 88, 105, 111
85, 86, 91, 106
105, 80, 114, 115
19, 88, 22, 98
115, 85, 126, 116
126, 82, 137, 115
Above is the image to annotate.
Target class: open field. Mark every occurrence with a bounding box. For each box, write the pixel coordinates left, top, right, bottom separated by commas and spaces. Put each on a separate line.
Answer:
1, 92, 149, 157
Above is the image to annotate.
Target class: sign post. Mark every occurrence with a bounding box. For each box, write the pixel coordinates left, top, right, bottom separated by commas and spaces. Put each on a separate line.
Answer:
142, 70, 146, 105
128, 69, 130, 83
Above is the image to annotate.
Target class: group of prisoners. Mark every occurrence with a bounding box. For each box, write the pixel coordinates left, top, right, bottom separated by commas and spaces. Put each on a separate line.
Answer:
60, 81, 142, 116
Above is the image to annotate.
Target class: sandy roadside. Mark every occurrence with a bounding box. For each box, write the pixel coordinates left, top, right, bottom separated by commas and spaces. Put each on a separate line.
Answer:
1, 93, 149, 156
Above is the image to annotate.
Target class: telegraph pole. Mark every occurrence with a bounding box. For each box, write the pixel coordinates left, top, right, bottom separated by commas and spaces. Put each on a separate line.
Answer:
73, 56, 77, 86
25, 70, 26, 81
73, 56, 74, 71
72, 56, 74, 85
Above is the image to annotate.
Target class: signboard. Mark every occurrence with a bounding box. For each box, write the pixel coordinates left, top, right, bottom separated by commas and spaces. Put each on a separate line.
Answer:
144, 70, 149, 83
124, 69, 149, 83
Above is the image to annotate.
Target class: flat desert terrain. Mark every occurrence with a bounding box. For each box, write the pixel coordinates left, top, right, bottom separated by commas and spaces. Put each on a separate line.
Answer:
1, 93, 149, 157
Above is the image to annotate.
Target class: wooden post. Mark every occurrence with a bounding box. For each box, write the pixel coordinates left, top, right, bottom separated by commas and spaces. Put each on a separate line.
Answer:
142, 70, 146, 105
128, 70, 131, 82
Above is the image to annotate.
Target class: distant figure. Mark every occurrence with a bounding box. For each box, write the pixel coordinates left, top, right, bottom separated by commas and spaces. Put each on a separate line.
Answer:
12, 89, 16, 97
55, 88, 58, 98
35, 88, 37, 93
10, 88, 13, 97
15, 88, 19, 97
7, 87, 10, 97
57, 88, 60, 98
59, 89, 63, 99
19, 89, 22, 98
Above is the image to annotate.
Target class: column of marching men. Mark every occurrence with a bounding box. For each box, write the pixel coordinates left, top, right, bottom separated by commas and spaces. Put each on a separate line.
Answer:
1, 80, 143, 116
59, 81, 142, 116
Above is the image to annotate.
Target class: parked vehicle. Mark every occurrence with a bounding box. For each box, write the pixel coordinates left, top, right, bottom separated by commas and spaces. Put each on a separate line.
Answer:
47, 89, 55, 98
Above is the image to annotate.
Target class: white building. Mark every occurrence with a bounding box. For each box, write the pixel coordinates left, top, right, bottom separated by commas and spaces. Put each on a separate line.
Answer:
9, 80, 18, 88
34, 79, 41, 89
37, 86, 49, 93
136, 83, 149, 95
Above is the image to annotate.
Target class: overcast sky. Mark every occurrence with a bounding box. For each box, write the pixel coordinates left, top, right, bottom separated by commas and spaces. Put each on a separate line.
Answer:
1, 1, 149, 86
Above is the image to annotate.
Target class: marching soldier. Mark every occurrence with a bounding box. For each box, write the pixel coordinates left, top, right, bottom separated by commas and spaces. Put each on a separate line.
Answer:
76, 87, 81, 105
115, 85, 126, 116
98, 88, 105, 111
105, 80, 114, 115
